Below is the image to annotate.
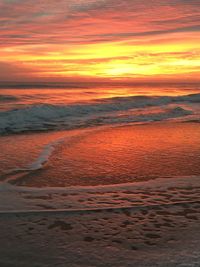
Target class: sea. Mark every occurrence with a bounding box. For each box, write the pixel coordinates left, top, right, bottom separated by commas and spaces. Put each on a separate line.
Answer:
0, 82, 200, 267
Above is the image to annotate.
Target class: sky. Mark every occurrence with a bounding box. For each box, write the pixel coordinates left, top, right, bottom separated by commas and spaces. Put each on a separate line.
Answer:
0, 0, 200, 82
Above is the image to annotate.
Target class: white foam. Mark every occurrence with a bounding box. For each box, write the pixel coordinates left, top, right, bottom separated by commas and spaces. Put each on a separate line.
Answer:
28, 138, 64, 170
0, 93, 199, 135
3, 175, 199, 194
0, 175, 199, 212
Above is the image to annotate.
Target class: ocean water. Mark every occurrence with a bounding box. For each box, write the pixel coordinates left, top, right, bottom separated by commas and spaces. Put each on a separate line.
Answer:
0, 82, 200, 266
0, 83, 200, 135
0, 83, 200, 179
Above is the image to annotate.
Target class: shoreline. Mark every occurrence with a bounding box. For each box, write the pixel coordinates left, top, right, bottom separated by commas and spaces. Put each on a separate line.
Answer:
6, 121, 200, 188
0, 186, 200, 267
0, 122, 200, 266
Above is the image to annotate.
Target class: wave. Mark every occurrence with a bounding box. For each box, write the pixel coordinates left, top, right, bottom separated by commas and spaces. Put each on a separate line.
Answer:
0, 94, 19, 102
0, 93, 199, 135
176, 93, 200, 103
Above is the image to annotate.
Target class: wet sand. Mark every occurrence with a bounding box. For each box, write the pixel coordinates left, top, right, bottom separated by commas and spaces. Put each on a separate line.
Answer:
0, 122, 200, 266
1, 175, 200, 266
9, 122, 200, 187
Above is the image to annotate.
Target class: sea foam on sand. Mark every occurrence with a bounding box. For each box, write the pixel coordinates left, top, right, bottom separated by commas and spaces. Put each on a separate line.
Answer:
0, 176, 200, 267
0, 100, 200, 266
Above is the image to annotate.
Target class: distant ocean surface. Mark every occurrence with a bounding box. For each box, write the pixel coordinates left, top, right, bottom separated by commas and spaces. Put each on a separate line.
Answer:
0, 82, 200, 135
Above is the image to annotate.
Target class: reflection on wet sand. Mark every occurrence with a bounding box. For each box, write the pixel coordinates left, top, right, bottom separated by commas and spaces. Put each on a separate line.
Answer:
9, 122, 200, 187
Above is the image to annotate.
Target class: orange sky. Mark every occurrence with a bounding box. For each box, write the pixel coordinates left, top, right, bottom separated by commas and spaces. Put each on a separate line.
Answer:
0, 0, 200, 82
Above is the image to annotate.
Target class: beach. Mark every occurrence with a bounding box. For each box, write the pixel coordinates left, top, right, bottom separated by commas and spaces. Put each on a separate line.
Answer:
0, 85, 200, 266
0, 175, 200, 267
1, 0, 200, 265
0, 121, 200, 266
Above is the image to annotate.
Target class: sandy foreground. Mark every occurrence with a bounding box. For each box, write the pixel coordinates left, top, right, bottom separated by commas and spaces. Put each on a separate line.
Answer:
0, 122, 200, 266
0, 176, 200, 267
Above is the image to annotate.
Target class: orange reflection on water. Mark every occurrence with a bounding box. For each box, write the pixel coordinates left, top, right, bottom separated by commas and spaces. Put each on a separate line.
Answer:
1, 83, 199, 111
15, 122, 200, 187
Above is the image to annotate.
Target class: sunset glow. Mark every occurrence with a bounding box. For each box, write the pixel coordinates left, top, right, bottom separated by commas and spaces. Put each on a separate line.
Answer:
0, 0, 200, 82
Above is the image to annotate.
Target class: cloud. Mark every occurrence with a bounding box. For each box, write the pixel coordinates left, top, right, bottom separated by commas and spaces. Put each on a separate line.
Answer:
0, 0, 199, 81
0, 0, 199, 46
0, 61, 39, 80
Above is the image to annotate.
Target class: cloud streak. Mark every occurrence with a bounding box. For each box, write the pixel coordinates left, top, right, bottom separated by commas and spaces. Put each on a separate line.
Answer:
0, 0, 199, 81
0, 0, 199, 45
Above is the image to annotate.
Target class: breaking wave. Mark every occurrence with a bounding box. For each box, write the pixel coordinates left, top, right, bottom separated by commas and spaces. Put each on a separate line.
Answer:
0, 93, 199, 135
0, 94, 19, 102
